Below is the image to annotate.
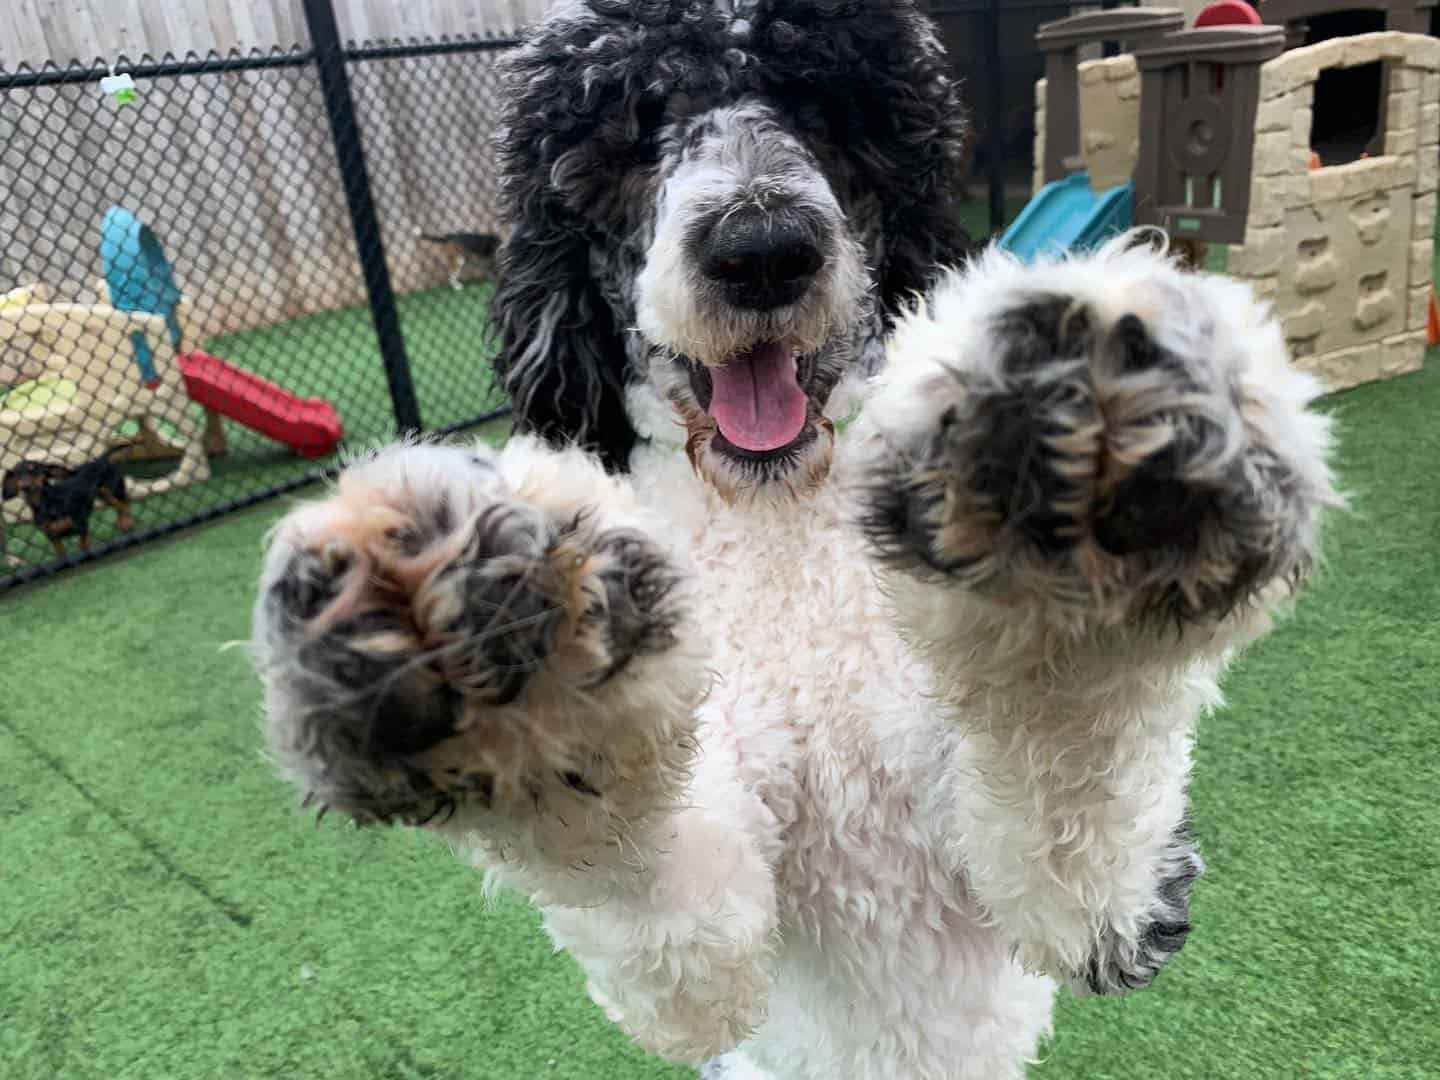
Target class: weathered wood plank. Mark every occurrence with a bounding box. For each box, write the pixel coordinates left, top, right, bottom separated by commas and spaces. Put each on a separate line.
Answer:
2, 1, 48, 68
3, 0, 534, 62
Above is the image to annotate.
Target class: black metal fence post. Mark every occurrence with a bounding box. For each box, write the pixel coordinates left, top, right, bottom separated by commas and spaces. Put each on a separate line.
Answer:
302, 0, 423, 435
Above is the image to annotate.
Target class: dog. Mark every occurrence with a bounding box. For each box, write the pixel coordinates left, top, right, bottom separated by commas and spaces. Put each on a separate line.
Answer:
2, 451, 133, 558
416, 229, 503, 290
249, 3, 1340, 1078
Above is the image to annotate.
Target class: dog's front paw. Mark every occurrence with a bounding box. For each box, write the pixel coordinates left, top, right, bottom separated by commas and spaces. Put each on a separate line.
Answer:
856, 239, 1340, 625
1077, 827, 1203, 995
252, 440, 704, 829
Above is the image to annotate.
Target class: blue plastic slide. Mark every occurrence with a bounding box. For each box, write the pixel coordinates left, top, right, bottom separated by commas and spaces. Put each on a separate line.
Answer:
999, 172, 1134, 261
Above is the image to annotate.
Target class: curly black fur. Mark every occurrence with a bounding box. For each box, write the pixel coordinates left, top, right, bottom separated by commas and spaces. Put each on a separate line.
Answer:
490, 0, 974, 470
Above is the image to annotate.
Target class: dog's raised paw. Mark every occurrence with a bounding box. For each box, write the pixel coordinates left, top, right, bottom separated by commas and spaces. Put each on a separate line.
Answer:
1077, 827, 1204, 995
856, 241, 1339, 626
252, 441, 693, 826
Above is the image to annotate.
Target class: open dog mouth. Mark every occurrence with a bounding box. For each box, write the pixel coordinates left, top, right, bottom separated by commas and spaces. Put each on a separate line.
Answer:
687, 342, 816, 460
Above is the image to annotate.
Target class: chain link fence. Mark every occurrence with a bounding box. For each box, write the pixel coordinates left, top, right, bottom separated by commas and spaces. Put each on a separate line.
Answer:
0, 17, 519, 591
348, 41, 514, 433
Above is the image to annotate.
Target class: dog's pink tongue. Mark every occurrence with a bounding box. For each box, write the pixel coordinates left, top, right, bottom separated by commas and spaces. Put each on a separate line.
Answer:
707, 343, 808, 452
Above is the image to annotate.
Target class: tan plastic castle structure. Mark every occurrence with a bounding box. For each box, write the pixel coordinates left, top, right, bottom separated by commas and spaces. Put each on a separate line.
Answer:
1030, 1, 1438, 390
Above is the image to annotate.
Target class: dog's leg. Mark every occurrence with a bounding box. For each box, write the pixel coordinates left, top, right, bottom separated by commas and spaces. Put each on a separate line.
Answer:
852, 241, 1338, 994
98, 482, 134, 531
73, 507, 94, 552
450, 251, 464, 291
253, 438, 776, 1063
98, 494, 133, 530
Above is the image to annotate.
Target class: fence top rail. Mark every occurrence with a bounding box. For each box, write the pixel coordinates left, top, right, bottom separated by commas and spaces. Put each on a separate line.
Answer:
0, 33, 525, 90
343, 34, 526, 60
0, 48, 316, 88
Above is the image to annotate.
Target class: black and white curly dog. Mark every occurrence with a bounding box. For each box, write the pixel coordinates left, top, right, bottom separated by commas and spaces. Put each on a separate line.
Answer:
250, 1, 1340, 1076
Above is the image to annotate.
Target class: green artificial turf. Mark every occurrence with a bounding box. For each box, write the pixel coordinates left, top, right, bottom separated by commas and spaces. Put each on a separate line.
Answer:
205, 279, 507, 444
3, 346, 1437, 1079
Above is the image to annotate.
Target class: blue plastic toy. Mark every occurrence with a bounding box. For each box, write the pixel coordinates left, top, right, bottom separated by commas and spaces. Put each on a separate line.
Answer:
100, 206, 184, 387
999, 172, 1135, 262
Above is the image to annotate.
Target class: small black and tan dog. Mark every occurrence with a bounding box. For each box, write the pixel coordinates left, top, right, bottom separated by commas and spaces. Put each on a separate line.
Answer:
2, 450, 133, 558
417, 230, 503, 290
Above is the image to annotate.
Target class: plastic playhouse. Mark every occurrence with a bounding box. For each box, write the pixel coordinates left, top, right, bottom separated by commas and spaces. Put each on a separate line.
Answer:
1002, 6, 1187, 262
2, 208, 343, 543
100, 207, 344, 460
1002, 0, 1439, 391
0, 277, 212, 508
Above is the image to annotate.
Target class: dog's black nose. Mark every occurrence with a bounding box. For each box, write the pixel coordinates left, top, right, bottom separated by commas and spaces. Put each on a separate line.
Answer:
700, 210, 824, 310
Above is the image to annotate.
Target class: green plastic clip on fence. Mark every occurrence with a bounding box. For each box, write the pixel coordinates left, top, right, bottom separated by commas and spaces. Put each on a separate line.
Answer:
100, 67, 138, 105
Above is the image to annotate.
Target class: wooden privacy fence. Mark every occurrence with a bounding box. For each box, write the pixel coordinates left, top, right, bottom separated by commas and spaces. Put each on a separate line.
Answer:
1, 0, 548, 64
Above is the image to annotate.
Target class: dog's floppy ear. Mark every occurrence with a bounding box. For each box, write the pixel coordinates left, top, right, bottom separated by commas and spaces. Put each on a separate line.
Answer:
1, 469, 17, 501
842, 0, 976, 321
488, 1, 688, 474
489, 205, 636, 474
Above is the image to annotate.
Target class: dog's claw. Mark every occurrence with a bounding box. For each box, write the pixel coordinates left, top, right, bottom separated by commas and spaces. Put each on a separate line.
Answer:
318, 539, 351, 577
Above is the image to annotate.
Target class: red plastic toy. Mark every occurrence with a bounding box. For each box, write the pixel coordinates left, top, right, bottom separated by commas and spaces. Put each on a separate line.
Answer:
178, 351, 343, 458
1194, 1, 1263, 26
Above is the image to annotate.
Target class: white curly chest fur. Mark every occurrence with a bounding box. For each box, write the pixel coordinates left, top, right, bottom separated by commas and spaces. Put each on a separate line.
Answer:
626, 440, 1063, 1077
